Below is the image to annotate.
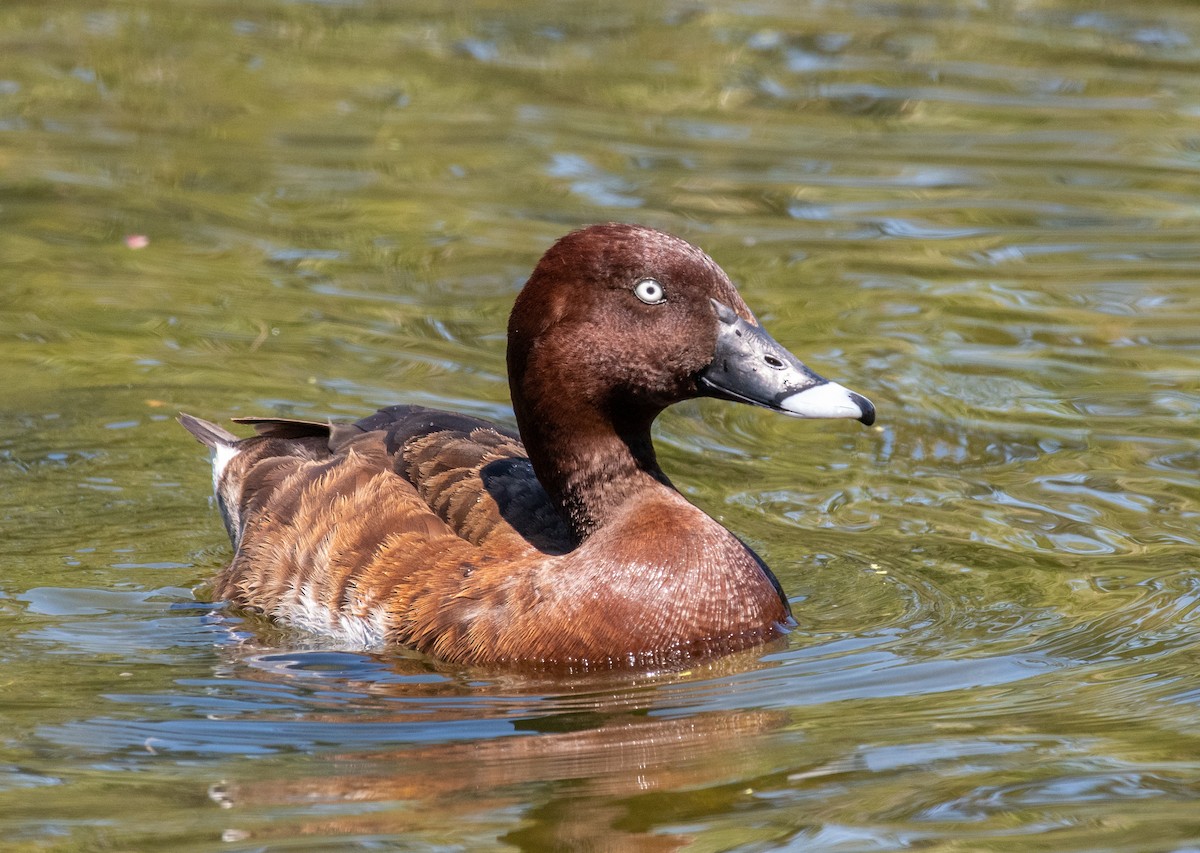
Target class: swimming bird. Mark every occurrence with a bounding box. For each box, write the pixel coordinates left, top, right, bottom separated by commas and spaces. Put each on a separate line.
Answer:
181, 223, 874, 670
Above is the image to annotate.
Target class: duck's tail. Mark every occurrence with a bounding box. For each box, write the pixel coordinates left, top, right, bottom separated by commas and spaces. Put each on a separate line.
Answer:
179, 413, 240, 448
179, 413, 244, 546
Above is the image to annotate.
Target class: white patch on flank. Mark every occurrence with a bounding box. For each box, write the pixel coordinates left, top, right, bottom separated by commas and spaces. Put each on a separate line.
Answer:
779, 381, 865, 419
208, 443, 390, 649
273, 585, 389, 649
274, 537, 389, 650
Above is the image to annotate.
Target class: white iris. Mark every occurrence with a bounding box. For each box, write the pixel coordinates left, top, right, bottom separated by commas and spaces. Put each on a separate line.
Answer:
634, 279, 665, 304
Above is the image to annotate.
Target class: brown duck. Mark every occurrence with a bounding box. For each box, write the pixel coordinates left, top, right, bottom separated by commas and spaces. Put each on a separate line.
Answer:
181, 224, 875, 670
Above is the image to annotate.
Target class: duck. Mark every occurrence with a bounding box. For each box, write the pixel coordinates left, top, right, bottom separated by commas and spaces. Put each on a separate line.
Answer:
180, 223, 875, 670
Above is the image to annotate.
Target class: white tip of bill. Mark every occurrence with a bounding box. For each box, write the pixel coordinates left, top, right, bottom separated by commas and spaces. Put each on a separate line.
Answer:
779, 381, 870, 420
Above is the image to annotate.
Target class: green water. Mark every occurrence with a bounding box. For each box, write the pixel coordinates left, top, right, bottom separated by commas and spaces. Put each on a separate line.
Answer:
3, 0, 1200, 849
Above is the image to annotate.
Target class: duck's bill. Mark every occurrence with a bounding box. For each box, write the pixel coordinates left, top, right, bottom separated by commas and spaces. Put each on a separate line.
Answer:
698, 299, 876, 426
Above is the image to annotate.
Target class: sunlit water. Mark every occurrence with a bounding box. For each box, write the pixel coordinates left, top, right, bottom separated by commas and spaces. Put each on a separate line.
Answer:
3, 0, 1200, 850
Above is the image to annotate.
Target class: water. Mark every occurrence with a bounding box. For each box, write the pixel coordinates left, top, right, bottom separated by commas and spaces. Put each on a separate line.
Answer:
3, 0, 1200, 849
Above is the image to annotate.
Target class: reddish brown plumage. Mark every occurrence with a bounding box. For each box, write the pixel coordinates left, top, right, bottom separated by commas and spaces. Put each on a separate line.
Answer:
181, 224, 875, 670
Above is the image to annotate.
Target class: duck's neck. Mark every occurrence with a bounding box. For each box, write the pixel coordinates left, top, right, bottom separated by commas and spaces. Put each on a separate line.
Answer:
516, 401, 674, 542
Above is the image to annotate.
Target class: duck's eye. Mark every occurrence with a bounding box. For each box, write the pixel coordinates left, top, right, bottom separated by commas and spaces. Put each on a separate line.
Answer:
634, 279, 665, 305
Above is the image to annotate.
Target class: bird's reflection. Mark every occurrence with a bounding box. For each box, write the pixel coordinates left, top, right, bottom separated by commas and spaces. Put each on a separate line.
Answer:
205, 637, 791, 850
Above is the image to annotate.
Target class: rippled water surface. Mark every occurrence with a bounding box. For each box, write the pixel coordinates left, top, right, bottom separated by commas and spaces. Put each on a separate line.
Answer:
3, 0, 1200, 850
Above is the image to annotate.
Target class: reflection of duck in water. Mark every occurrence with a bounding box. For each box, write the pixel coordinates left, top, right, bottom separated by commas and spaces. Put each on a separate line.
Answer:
182, 224, 874, 669
208, 649, 790, 852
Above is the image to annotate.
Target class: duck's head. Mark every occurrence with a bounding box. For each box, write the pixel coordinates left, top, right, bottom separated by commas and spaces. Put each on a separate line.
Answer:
506, 223, 875, 435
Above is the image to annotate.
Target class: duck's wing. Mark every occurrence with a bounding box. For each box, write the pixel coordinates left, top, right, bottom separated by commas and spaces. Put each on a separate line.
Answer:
364, 406, 574, 553
191, 406, 575, 555
180, 406, 573, 635
227, 405, 572, 554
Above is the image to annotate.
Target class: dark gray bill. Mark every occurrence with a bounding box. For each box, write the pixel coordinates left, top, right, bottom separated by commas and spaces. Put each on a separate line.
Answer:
697, 299, 876, 426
